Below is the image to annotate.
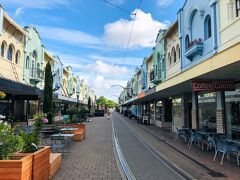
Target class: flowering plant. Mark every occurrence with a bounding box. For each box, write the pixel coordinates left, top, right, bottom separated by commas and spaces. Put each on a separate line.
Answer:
33, 114, 48, 132
188, 38, 202, 49
0, 91, 6, 99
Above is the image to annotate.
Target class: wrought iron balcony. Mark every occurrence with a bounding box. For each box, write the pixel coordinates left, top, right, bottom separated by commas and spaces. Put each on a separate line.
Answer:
30, 68, 44, 83
185, 39, 203, 60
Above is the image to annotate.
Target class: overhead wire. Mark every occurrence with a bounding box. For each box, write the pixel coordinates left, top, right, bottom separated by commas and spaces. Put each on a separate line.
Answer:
123, 0, 143, 65
102, 0, 133, 15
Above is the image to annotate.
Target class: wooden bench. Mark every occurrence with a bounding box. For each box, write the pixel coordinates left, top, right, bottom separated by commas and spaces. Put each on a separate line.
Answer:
49, 153, 61, 179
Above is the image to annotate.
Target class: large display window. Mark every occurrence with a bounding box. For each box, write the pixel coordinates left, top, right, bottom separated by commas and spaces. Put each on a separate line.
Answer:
225, 90, 240, 139
155, 101, 162, 121
172, 97, 183, 129
198, 92, 216, 131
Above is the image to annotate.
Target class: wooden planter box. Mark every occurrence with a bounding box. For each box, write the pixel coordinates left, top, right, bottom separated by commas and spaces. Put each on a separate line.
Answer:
62, 123, 86, 135
17, 146, 51, 180
0, 154, 33, 180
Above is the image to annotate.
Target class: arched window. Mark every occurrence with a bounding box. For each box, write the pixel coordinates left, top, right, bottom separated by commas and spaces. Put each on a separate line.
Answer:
168, 53, 171, 66
236, 0, 240, 17
1, 41, 6, 58
15, 50, 20, 64
204, 15, 212, 40
171, 47, 176, 63
185, 35, 190, 50
7, 44, 14, 61
176, 44, 180, 60
26, 56, 30, 69
32, 50, 37, 60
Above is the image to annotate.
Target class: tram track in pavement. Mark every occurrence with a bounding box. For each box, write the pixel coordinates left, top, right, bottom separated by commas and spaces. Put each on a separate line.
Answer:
111, 112, 193, 180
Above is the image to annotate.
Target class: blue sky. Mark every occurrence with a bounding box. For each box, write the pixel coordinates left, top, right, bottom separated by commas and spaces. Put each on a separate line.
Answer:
2, 0, 184, 100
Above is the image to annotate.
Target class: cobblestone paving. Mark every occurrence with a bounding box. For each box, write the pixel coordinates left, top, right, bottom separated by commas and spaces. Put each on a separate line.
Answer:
112, 113, 184, 180
52, 117, 121, 180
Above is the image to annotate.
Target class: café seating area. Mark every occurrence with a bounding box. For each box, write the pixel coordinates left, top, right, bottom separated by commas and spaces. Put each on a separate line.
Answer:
174, 127, 240, 166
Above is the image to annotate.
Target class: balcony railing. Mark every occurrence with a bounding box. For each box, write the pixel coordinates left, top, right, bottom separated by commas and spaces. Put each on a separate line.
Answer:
185, 39, 203, 60
30, 68, 44, 82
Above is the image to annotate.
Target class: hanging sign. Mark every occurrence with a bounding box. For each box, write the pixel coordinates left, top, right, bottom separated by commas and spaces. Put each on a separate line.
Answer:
192, 80, 235, 92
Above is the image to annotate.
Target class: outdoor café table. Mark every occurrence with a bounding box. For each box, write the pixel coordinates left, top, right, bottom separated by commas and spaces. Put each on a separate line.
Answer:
225, 139, 240, 147
51, 133, 74, 152
51, 133, 74, 138
60, 127, 78, 134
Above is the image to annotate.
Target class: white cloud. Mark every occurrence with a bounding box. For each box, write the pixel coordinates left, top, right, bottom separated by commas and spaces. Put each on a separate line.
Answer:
76, 61, 129, 76
37, 26, 101, 47
79, 75, 127, 101
103, 9, 168, 48
2, 0, 68, 9
14, 7, 24, 18
87, 54, 142, 66
157, 0, 174, 7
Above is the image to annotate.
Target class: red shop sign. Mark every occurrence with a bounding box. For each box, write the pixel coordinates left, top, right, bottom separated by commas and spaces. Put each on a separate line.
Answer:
192, 80, 235, 92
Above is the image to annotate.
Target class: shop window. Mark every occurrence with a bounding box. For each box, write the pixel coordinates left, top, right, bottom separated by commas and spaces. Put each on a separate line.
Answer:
171, 47, 176, 63
225, 90, 240, 139
236, 0, 240, 17
204, 15, 212, 40
7, 44, 14, 61
198, 92, 216, 131
185, 35, 190, 50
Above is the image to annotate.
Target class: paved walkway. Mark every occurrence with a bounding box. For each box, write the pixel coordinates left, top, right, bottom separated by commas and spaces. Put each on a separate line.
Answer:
117, 113, 239, 180
53, 117, 121, 180
113, 113, 185, 180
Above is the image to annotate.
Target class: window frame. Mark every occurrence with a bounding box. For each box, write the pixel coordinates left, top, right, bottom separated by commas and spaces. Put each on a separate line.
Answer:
236, 0, 240, 17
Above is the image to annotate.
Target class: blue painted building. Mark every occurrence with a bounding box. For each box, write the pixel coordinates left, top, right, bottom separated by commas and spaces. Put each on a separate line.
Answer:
178, 0, 219, 70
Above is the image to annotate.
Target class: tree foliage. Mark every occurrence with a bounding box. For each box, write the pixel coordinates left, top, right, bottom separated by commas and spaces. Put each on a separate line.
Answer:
43, 62, 53, 124
88, 97, 92, 112
96, 96, 118, 109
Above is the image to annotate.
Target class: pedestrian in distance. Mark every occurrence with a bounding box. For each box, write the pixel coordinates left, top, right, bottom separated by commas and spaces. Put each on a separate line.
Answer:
107, 109, 111, 120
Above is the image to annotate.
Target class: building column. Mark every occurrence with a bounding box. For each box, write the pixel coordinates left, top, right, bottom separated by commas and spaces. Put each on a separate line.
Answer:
192, 92, 198, 129
216, 91, 226, 134
182, 93, 189, 128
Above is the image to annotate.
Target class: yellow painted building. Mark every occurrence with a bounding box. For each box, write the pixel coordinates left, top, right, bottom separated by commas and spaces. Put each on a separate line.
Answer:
0, 10, 25, 83
219, 0, 240, 51
164, 21, 181, 80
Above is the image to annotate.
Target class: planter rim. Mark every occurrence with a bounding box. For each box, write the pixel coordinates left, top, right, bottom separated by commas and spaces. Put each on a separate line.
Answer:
0, 153, 33, 162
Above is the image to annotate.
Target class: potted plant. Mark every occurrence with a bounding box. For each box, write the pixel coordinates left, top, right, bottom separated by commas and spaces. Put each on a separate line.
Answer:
0, 122, 33, 180
18, 114, 51, 180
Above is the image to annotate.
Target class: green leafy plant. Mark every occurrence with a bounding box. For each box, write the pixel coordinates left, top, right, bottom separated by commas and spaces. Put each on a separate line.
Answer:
0, 123, 24, 160
68, 107, 78, 121
76, 107, 89, 123
19, 114, 48, 153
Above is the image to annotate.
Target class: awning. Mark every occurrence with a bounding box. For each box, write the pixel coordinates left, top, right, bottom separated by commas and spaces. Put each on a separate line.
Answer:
0, 78, 41, 98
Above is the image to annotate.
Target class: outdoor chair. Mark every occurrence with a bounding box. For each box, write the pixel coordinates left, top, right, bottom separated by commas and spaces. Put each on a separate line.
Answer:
213, 139, 239, 166
174, 127, 190, 142
187, 131, 201, 149
207, 135, 216, 152
197, 133, 208, 151
51, 136, 69, 153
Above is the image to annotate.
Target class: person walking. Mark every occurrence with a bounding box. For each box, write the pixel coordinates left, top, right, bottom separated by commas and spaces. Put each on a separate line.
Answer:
107, 109, 111, 119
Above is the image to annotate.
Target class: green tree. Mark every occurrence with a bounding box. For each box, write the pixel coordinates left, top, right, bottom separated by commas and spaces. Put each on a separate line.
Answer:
88, 97, 92, 112
43, 62, 53, 124
96, 96, 108, 107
